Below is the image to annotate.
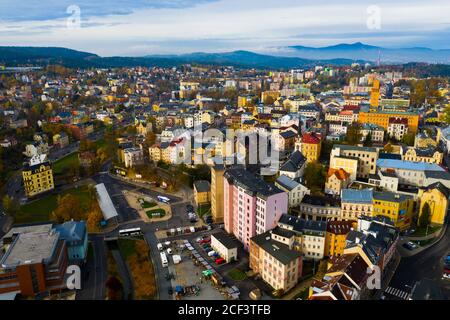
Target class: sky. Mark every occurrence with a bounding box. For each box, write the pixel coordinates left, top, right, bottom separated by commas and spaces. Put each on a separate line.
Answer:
0, 0, 449, 56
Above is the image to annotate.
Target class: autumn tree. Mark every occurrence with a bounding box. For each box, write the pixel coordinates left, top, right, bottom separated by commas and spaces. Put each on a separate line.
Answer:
106, 276, 124, 300
419, 202, 431, 228
86, 201, 104, 232
2, 195, 20, 216
51, 194, 84, 223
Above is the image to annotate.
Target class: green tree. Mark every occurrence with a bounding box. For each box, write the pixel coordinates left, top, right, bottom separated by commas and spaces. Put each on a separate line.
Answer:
419, 202, 431, 228
304, 163, 326, 193
2, 195, 19, 216
345, 124, 362, 145
401, 133, 416, 146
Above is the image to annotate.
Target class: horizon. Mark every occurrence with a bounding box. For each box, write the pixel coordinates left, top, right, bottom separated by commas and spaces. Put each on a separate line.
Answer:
1, 0, 449, 56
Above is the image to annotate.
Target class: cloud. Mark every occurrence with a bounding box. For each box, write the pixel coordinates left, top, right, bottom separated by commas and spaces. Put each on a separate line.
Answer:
0, 0, 449, 55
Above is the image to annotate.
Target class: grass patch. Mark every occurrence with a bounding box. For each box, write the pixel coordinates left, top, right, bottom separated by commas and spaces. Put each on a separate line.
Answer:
228, 268, 247, 281
197, 205, 211, 217
410, 225, 441, 237
411, 238, 435, 247
16, 185, 93, 224
141, 201, 157, 209
146, 209, 166, 219
118, 239, 136, 260
52, 152, 79, 175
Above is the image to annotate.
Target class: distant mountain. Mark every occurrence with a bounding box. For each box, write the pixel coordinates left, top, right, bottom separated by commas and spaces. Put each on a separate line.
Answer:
281, 42, 450, 64
0, 46, 364, 70
146, 50, 364, 69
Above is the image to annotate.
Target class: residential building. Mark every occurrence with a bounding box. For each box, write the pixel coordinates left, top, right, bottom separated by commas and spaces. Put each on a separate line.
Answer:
279, 150, 307, 179
210, 165, 225, 223
22, 154, 54, 198
403, 147, 443, 165
52, 132, 69, 148
293, 194, 342, 221
330, 145, 378, 179
325, 168, 351, 196
372, 191, 414, 230
299, 132, 322, 163
359, 123, 385, 143
275, 175, 310, 208
211, 232, 238, 263
250, 230, 302, 292
325, 221, 355, 257
340, 189, 373, 221
123, 147, 144, 168
53, 220, 88, 263
387, 118, 409, 141
223, 168, 288, 250
368, 170, 399, 192
193, 180, 211, 207
358, 109, 419, 134
277, 214, 327, 260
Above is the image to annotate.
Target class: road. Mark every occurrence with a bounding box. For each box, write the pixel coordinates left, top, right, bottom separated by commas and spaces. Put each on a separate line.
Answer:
386, 220, 450, 299
76, 236, 107, 300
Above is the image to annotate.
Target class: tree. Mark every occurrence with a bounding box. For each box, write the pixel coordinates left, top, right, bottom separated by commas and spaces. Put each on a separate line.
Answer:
345, 124, 362, 145
304, 163, 326, 193
363, 132, 373, 147
419, 202, 431, 228
2, 195, 19, 216
106, 276, 123, 300
51, 194, 84, 223
401, 133, 415, 146
86, 201, 104, 232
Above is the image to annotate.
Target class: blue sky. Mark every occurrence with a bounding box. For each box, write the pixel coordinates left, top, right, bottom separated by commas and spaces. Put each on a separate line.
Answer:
0, 0, 449, 56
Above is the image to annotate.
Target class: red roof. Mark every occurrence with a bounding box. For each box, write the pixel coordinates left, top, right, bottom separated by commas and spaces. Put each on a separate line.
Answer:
302, 133, 321, 144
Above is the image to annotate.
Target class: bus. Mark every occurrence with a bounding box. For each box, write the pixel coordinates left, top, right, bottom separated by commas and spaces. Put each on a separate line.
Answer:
119, 228, 142, 237
157, 196, 171, 204
160, 252, 169, 268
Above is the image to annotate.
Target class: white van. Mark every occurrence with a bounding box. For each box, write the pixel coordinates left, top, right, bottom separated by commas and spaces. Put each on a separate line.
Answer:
208, 250, 216, 257
157, 243, 163, 251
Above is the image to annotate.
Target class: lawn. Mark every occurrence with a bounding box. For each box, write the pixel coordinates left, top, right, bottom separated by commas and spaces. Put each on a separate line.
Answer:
146, 208, 166, 219
16, 186, 93, 224
52, 152, 79, 175
197, 205, 211, 217
410, 225, 441, 237
118, 239, 137, 260
140, 200, 157, 209
227, 268, 247, 281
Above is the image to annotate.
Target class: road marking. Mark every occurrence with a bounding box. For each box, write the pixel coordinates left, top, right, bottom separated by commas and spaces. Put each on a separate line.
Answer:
385, 286, 409, 300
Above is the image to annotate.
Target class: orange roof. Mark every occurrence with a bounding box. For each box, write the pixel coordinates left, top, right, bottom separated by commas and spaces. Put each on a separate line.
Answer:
327, 168, 350, 181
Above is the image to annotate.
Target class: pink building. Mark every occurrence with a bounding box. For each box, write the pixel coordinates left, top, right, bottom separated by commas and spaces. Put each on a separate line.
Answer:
223, 168, 288, 250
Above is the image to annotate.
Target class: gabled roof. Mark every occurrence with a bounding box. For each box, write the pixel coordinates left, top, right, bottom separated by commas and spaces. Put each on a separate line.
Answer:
276, 175, 300, 191
280, 150, 306, 172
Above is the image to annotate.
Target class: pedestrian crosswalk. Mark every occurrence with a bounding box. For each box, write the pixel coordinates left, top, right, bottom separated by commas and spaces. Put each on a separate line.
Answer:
384, 286, 410, 300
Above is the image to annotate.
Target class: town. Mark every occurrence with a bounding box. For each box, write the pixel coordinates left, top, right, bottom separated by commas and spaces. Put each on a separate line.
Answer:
0, 59, 449, 302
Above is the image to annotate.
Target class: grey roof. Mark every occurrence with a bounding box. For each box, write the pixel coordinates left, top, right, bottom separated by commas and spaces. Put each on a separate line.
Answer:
424, 170, 450, 180
2, 223, 53, 241
276, 175, 300, 191
278, 214, 327, 234
0, 230, 60, 268
194, 180, 211, 193
211, 232, 237, 250
334, 144, 377, 153
279, 131, 297, 139
251, 231, 302, 265
280, 150, 306, 173
224, 168, 284, 199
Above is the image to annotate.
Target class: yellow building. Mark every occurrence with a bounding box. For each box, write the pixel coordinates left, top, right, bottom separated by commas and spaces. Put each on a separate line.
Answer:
210, 165, 225, 222
369, 79, 380, 109
418, 182, 449, 225
193, 180, 211, 207
261, 90, 281, 104
301, 133, 321, 163
325, 221, 356, 257
22, 155, 54, 197
358, 110, 419, 134
372, 192, 414, 230
149, 144, 162, 163
403, 147, 443, 164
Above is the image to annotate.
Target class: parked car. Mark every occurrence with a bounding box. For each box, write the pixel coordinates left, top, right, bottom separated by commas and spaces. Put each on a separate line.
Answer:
403, 241, 419, 251
157, 243, 163, 251
168, 287, 173, 295
208, 250, 217, 257
205, 248, 213, 253
167, 248, 173, 255
186, 204, 194, 212
215, 258, 225, 265
204, 215, 213, 224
